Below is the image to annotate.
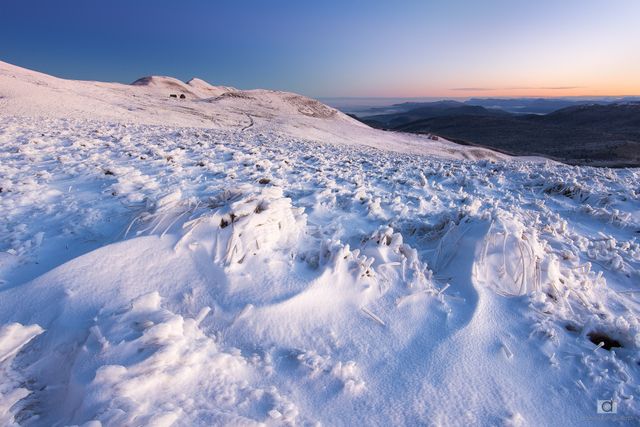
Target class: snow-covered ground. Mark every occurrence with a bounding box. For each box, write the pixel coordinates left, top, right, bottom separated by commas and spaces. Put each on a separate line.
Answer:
1, 62, 639, 426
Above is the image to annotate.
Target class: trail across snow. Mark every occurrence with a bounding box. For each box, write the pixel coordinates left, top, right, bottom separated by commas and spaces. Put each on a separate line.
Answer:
0, 62, 639, 426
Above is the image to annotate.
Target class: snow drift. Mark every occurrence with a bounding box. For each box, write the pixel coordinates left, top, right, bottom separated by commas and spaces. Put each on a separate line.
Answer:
0, 62, 639, 426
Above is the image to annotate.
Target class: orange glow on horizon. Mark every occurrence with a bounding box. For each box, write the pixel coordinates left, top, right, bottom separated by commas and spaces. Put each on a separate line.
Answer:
355, 83, 640, 99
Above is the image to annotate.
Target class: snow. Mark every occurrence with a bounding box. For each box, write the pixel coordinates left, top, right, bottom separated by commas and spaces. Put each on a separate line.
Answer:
1, 61, 639, 426
0, 323, 43, 426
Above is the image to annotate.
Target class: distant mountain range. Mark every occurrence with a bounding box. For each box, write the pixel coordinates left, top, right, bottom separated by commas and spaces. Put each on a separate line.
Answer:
354, 99, 640, 167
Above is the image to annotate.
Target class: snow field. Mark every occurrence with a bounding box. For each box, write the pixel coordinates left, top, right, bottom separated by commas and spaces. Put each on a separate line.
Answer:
0, 113, 639, 425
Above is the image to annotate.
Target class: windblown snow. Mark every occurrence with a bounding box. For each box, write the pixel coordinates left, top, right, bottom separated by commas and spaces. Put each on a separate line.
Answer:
0, 61, 639, 426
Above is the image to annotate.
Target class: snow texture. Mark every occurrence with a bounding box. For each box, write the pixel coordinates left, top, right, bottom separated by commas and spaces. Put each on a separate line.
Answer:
1, 61, 639, 426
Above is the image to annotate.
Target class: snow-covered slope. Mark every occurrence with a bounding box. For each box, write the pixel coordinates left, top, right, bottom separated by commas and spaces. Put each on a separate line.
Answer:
1, 62, 639, 426
0, 61, 506, 160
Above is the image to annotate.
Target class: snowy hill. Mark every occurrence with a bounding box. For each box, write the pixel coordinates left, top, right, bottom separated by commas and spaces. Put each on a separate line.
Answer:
186, 77, 235, 97
0, 61, 507, 160
131, 75, 232, 99
0, 61, 639, 426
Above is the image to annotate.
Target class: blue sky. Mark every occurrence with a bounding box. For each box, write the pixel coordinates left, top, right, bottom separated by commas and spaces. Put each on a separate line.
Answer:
1, 0, 639, 97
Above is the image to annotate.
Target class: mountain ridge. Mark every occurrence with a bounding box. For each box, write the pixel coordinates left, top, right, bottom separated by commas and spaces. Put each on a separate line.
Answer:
357, 100, 640, 167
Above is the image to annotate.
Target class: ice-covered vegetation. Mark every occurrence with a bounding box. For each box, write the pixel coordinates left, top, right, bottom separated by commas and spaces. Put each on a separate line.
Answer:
0, 62, 639, 426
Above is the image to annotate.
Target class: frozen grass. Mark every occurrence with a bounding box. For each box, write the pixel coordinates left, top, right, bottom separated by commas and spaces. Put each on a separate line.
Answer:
0, 61, 639, 425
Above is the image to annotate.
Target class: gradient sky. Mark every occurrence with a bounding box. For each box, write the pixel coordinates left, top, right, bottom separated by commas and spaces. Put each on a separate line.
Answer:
1, 0, 639, 97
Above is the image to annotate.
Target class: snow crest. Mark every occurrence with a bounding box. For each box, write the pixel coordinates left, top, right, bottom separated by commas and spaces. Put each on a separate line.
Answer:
0, 323, 43, 426
68, 292, 299, 426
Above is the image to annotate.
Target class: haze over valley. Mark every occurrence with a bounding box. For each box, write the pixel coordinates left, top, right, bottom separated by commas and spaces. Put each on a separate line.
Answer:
337, 97, 640, 167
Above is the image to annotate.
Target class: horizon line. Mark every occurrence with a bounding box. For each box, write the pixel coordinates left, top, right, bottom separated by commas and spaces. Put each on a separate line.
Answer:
4, 59, 640, 102
318, 94, 640, 100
